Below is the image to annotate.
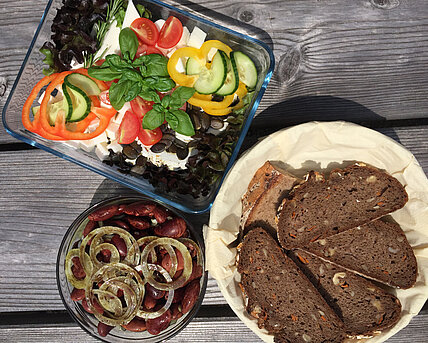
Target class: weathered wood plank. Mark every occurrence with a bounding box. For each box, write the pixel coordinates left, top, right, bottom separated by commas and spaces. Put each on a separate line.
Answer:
3, 0, 428, 143
0, 125, 426, 312
1, 314, 428, 342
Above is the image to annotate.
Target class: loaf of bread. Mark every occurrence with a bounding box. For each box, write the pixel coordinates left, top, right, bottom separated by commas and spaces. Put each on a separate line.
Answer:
290, 249, 402, 336
277, 164, 408, 249
301, 219, 417, 289
237, 228, 346, 343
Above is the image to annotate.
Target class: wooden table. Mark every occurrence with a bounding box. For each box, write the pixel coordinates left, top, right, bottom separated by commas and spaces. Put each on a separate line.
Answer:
0, 0, 427, 341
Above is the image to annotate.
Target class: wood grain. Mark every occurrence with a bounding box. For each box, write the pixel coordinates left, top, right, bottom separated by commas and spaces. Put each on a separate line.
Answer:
1, 315, 428, 342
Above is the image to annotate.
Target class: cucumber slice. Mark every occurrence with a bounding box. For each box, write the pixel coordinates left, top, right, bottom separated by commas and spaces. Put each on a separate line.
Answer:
64, 73, 101, 96
62, 83, 91, 123
193, 51, 227, 95
32, 99, 70, 126
231, 51, 258, 89
186, 57, 204, 76
216, 54, 239, 96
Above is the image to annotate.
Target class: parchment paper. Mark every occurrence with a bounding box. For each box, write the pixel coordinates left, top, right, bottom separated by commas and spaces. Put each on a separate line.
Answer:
204, 121, 428, 343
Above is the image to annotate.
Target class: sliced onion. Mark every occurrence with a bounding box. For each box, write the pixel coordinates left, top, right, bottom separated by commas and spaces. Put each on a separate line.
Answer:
135, 264, 174, 319
179, 237, 203, 266
85, 263, 145, 326
140, 238, 192, 291
94, 289, 123, 316
79, 227, 140, 272
137, 236, 158, 263
65, 249, 91, 289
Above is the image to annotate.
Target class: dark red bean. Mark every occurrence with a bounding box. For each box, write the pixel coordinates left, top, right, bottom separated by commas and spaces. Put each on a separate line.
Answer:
101, 249, 111, 263
127, 216, 151, 230
71, 257, 86, 279
181, 279, 200, 314
146, 309, 172, 335
105, 219, 129, 230
117, 289, 124, 298
161, 249, 184, 273
88, 204, 120, 221
154, 217, 187, 238
145, 283, 165, 300
81, 298, 93, 314
111, 234, 127, 258
173, 268, 183, 281
166, 287, 185, 304
98, 322, 114, 337
70, 288, 85, 301
122, 317, 146, 332
83, 220, 97, 237
170, 303, 183, 321
92, 297, 105, 315
152, 206, 168, 224
123, 202, 156, 216
185, 261, 203, 285
143, 294, 157, 310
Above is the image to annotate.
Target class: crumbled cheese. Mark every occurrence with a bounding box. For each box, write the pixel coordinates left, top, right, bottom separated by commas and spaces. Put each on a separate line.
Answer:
154, 19, 165, 31
95, 142, 110, 160
176, 26, 190, 48
187, 26, 207, 49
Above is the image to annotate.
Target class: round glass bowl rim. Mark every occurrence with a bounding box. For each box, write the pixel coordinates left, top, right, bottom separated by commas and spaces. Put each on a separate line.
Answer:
56, 195, 208, 342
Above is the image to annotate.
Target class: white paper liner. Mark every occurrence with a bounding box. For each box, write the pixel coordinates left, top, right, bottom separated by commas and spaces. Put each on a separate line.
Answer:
205, 121, 428, 343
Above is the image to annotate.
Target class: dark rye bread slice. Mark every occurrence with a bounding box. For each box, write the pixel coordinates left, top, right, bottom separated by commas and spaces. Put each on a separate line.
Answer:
290, 249, 402, 336
237, 228, 345, 343
277, 164, 408, 249
302, 219, 417, 289
242, 170, 299, 237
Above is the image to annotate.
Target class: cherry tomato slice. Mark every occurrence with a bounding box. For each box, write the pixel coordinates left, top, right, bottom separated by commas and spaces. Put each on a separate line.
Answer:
99, 90, 111, 106
130, 96, 154, 119
138, 126, 162, 146
131, 18, 159, 46
117, 111, 140, 144
158, 16, 183, 49
136, 43, 163, 58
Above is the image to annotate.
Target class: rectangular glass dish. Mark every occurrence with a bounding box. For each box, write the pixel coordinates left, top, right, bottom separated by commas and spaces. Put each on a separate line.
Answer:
2, 0, 274, 214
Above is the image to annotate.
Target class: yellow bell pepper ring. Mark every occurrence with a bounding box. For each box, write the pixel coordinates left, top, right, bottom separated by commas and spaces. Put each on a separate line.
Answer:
189, 82, 248, 115
200, 40, 232, 58
167, 47, 204, 87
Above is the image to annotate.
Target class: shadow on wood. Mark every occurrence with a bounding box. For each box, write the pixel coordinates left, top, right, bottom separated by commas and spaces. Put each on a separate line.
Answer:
240, 95, 405, 152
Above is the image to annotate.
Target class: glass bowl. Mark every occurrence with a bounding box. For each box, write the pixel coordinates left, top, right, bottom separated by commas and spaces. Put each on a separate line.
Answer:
56, 195, 208, 342
2, 0, 274, 213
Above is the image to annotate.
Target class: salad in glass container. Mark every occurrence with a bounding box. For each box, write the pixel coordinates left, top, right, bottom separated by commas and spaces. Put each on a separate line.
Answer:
22, 0, 259, 199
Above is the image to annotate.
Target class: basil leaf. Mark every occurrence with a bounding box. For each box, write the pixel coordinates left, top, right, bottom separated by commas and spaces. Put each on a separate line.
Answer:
119, 28, 139, 60
136, 4, 152, 19
169, 86, 195, 109
153, 103, 164, 113
166, 109, 195, 136
88, 66, 122, 81
143, 108, 165, 130
105, 54, 133, 71
143, 76, 175, 92
161, 94, 171, 108
139, 88, 161, 103
121, 68, 143, 82
109, 80, 131, 110
124, 82, 142, 102
140, 54, 169, 77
